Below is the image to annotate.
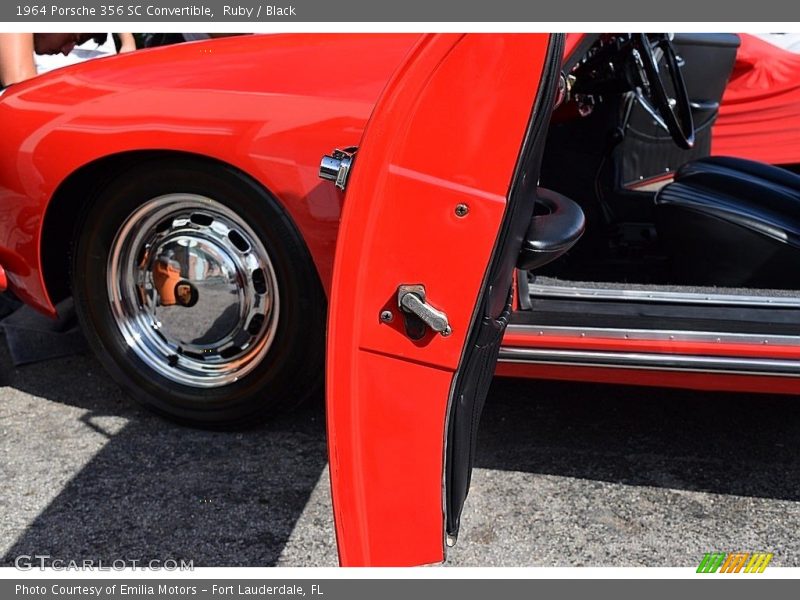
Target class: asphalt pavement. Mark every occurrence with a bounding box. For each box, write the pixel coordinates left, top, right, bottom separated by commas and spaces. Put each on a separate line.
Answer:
2, 338, 800, 568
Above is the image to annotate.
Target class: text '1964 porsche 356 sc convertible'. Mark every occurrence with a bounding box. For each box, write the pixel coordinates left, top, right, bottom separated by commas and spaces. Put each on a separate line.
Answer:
2, 32, 800, 564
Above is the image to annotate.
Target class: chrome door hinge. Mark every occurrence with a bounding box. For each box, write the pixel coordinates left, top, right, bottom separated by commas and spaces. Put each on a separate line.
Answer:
319, 146, 357, 190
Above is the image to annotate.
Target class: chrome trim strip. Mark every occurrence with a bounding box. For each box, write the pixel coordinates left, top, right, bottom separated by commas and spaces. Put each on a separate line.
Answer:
497, 347, 800, 376
624, 175, 674, 192
505, 324, 800, 347
528, 283, 800, 308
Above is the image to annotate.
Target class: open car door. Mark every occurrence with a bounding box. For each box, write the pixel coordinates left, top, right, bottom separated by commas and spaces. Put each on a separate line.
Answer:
325, 33, 579, 566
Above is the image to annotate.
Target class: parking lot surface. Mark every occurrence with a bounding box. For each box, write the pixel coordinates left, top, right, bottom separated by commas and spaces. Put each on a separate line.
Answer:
2, 340, 800, 567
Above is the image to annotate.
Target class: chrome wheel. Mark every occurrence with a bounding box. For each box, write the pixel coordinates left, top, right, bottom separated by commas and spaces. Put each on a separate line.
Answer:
107, 194, 280, 389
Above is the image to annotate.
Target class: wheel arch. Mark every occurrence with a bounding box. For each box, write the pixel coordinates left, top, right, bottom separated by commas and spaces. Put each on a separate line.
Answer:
40, 150, 321, 308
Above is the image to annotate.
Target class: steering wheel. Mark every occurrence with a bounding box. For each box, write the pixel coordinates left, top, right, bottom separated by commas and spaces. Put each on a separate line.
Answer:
630, 33, 695, 150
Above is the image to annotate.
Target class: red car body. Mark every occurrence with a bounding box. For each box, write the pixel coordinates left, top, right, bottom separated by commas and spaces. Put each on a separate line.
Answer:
327, 33, 552, 566
2, 32, 799, 399
713, 33, 800, 166
2, 33, 800, 566
0, 34, 419, 313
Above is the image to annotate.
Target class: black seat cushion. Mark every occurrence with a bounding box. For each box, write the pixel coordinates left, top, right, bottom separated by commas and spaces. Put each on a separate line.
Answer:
655, 157, 800, 287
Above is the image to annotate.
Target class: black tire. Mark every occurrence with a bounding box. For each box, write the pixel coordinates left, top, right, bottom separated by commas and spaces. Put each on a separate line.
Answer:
71, 157, 326, 427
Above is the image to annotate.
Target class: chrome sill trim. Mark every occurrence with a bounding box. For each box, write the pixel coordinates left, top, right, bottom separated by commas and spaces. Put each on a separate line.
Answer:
528, 283, 800, 308
498, 347, 800, 376
505, 324, 800, 347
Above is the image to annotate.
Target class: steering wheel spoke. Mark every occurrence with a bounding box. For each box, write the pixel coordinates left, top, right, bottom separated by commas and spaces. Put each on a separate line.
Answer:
631, 33, 695, 149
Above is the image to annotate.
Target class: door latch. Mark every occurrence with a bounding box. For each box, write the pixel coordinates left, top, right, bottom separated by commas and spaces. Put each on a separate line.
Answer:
319, 147, 357, 190
397, 285, 451, 340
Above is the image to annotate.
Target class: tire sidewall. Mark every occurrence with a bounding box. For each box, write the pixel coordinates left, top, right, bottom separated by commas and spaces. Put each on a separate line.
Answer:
72, 158, 326, 426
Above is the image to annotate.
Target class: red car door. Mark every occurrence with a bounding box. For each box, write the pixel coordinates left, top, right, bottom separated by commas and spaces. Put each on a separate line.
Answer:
326, 33, 569, 566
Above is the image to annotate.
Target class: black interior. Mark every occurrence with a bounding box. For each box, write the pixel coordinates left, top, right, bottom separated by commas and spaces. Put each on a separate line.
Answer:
536, 33, 800, 296
517, 188, 586, 271
619, 33, 740, 185
656, 156, 800, 288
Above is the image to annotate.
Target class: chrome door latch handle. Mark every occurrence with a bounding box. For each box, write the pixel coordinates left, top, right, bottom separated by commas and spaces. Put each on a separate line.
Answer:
319, 146, 357, 190
397, 285, 451, 340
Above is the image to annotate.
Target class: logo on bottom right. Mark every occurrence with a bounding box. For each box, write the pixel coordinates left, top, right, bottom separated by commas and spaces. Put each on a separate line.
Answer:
697, 552, 773, 573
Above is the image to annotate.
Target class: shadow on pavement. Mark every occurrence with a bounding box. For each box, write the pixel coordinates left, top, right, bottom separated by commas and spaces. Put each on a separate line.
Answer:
476, 377, 800, 501
3, 338, 800, 566
0, 343, 328, 567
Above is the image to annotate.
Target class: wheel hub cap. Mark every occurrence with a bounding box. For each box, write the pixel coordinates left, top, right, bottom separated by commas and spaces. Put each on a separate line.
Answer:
107, 194, 280, 389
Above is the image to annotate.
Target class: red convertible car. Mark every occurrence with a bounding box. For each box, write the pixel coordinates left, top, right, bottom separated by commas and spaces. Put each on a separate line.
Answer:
1, 32, 800, 565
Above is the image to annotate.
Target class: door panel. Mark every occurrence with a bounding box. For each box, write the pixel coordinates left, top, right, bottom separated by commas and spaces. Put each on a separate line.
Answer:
326, 33, 560, 566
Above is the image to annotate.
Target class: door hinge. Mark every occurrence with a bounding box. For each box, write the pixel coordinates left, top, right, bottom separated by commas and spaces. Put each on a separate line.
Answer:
319, 146, 357, 191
